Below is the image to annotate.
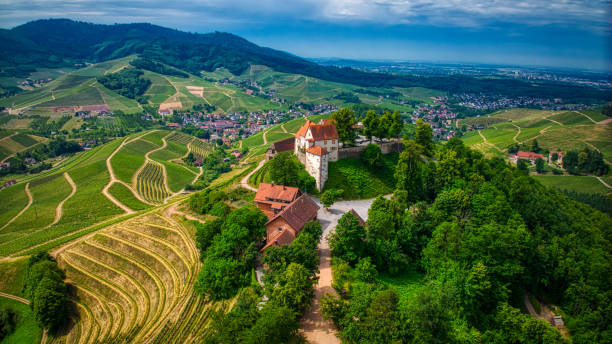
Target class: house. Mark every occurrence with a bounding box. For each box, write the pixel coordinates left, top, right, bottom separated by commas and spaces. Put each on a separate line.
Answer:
194, 157, 203, 167
261, 193, 320, 251
0, 162, 10, 169
231, 150, 242, 159
24, 157, 37, 165
255, 183, 301, 219
294, 120, 339, 191
167, 122, 181, 128
509, 151, 545, 165
265, 137, 295, 161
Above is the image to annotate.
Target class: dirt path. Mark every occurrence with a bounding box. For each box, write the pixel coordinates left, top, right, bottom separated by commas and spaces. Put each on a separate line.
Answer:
300, 198, 376, 343
262, 129, 268, 145
0, 182, 33, 231
47, 172, 77, 228
0, 291, 30, 305
598, 118, 612, 125
478, 130, 502, 152
165, 202, 206, 224
102, 132, 154, 215
0, 132, 18, 143
239, 159, 266, 192
281, 123, 288, 133
511, 123, 522, 143
596, 176, 612, 189
574, 111, 597, 124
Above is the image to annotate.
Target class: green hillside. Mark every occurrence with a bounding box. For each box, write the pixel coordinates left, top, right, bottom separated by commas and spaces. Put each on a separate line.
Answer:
0, 129, 212, 258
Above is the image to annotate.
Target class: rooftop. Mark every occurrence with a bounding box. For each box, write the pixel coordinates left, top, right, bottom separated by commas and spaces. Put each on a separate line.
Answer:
306, 145, 328, 156
255, 183, 300, 204
295, 120, 339, 141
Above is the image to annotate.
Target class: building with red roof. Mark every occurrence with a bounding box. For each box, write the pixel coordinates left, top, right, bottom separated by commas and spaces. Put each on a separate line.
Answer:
254, 183, 302, 219
294, 119, 339, 191
261, 193, 320, 251
509, 151, 546, 164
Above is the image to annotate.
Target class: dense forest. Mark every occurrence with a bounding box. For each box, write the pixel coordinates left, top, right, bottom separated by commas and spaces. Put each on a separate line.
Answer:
97, 68, 151, 103
322, 130, 611, 343
2, 19, 610, 103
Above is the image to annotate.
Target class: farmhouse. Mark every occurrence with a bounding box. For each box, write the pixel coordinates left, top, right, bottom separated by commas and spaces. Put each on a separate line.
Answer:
255, 183, 302, 219
294, 119, 339, 191
509, 151, 545, 165
261, 193, 319, 251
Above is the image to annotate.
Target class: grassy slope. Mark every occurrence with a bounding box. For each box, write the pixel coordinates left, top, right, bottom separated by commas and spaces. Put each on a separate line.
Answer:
533, 175, 610, 195
0, 298, 42, 344
324, 152, 399, 199
0, 258, 28, 296
108, 182, 151, 211
110, 139, 159, 184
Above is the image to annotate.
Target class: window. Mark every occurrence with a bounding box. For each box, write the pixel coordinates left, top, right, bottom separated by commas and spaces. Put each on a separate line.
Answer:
278, 227, 282, 232
324, 140, 327, 144
332, 139, 335, 144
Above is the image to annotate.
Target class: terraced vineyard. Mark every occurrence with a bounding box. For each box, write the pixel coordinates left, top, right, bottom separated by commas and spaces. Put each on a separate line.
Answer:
136, 162, 170, 204
54, 212, 222, 344
166, 131, 194, 145
188, 140, 213, 159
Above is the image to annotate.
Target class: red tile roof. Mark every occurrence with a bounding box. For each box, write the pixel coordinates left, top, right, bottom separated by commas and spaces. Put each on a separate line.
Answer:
262, 229, 296, 250
295, 120, 339, 141
306, 145, 328, 156
255, 183, 300, 204
269, 137, 295, 153
516, 151, 544, 160
266, 194, 319, 235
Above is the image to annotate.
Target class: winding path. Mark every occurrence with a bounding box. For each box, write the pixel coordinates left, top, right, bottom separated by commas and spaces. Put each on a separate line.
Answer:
238, 159, 266, 192
573, 111, 597, 124
477, 130, 502, 152
0, 182, 33, 231
511, 123, 522, 143
47, 172, 77, 228
300, 198, 376, 344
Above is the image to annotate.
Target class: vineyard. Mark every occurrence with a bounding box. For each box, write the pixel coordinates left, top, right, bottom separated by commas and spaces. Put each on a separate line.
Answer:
165, 131, 194, 145
187, 139, 213, 159
53, 213, 222, 344
136, 162, 170, 204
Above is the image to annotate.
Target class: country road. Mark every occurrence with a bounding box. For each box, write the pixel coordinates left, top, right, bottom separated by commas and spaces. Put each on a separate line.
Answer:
239, 159, 266, 192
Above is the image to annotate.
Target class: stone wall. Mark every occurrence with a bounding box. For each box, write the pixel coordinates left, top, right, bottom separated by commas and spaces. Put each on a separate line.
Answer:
337, 141, 403, 160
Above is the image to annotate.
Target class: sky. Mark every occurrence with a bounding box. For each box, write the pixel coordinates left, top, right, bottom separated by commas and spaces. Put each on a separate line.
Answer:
1, 0, 611, 71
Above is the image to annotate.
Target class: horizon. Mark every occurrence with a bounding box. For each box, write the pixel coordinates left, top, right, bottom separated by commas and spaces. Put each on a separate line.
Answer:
1, 0, 610, 72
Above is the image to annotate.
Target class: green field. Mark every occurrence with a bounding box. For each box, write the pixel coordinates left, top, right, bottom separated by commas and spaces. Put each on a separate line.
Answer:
0, 298, 43, 344
108, 182, 152, 211
459, 108, 612, 162
533, 175, 610, 195
110, 138, 159, 184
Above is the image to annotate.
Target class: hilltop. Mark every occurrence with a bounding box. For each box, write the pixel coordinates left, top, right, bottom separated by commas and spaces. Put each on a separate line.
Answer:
1, 19, 610, 103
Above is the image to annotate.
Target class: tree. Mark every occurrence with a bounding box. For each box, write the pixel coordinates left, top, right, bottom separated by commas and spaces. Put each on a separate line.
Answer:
321, 189, 342, 209
535, 157, 545, 174
376, 110, 391, 140
32, 277, 68, 330
329, 211, 366, 265
517, 159, 530, 173
271, 263, 316, 311
362, 110, 379, 142
243, 304, 299, 344
361, 143, 382, 168
330, 107, 357, 144
268, 152, 316, 191
415, 119, 434, 156
0, 308, 17, 341
389, 110, 403, 138
355, 257, 378, 283
394, 140, 424, 203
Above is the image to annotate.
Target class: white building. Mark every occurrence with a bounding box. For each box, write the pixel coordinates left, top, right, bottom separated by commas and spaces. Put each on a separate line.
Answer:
294, 120, 339, 191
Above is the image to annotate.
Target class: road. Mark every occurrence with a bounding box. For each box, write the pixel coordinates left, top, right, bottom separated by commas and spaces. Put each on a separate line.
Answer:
300, 197, 376, 344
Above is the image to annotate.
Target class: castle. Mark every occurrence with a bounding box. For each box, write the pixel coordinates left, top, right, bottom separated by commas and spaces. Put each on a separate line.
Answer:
294, 119, 339, 191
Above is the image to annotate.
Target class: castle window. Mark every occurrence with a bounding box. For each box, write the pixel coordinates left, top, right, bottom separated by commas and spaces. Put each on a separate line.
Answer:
278, 227, 282, 232
324, 140, 327, 144
332, 139, 335, 144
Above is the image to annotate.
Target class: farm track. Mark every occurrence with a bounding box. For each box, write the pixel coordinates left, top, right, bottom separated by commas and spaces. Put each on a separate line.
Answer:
511, 123, 522, 143
574, 111, 597, 124
239, 158, 266, 192
0, 132, 18, 143
0, 182, 33, 231
47, 172, 77, 228
104, 131, 156, 214
477, 130, 502, 152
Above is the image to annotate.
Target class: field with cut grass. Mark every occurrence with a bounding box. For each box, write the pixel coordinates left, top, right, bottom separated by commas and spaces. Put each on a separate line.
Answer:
0, 132, 46, 161
324, 153, 399, 199
533, 175, 610, 195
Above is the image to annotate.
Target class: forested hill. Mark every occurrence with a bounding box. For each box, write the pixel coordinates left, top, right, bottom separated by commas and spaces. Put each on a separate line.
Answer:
2, 19, 610, 102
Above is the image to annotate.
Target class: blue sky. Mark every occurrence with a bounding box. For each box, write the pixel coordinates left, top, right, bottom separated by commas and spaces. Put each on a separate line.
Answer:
1, 0, 610, 70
